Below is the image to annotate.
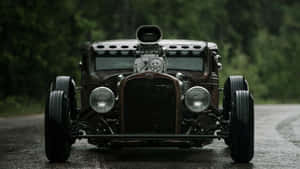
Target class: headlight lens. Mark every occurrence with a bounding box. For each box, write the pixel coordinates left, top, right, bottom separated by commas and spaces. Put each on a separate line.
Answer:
89, 87, 115, 113
184, 86, 210, 113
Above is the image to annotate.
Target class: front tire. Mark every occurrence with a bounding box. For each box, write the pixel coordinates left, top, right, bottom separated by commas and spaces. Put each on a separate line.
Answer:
230, 90, 254, 163
45, 90, 71, 162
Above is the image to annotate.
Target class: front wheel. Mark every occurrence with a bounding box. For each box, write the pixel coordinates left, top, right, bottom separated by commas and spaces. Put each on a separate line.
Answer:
230, 90, 254, 163
45, 90, 71, 162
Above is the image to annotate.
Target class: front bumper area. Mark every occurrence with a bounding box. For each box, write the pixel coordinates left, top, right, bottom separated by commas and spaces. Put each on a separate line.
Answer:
74, 134, 225, 140
73, 134, 226, 147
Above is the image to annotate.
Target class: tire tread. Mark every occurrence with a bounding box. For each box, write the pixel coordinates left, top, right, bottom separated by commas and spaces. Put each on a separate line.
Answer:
230, 90, 254, 163
45, 90, 71, 162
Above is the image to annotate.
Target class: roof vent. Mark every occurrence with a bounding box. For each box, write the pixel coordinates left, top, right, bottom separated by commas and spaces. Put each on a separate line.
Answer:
109, 45, 117, 48
193, 45, 201, 49
97, 45, 104, 49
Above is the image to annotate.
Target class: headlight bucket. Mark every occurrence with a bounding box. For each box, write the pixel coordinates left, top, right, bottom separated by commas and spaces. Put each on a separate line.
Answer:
89, 87, 115, 113
184, 86, 211, 113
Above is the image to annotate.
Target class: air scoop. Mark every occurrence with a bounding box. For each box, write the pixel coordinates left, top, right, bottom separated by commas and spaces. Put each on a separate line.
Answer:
136, 25, 162, 45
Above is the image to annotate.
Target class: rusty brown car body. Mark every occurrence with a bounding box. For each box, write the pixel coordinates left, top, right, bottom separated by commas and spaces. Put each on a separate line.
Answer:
44, 25, 254, 163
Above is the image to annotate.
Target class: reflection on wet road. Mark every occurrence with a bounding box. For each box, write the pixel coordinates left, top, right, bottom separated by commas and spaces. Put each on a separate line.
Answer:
1, 105, 300, 169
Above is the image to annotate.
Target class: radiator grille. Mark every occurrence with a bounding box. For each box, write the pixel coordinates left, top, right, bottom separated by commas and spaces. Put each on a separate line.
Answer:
123, 77, 177, 134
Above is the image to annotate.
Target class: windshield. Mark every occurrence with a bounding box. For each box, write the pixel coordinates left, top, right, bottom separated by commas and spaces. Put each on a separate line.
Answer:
95, 55, 203, 71
167, 57, 203, 71
95, 56, 135, 70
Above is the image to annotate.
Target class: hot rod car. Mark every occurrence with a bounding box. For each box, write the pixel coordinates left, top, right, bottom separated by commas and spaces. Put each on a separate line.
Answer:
45, 25, 254, 163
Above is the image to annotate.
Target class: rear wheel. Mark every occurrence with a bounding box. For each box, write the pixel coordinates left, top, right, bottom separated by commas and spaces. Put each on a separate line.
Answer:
53, 76, 77, 144
53, 76, 77, 120
230, 90, 254, 163
223, 76, 248, 145
45, 90, 71, 162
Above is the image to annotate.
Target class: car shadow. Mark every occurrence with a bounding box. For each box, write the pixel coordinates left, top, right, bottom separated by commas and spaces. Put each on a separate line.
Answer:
91, 147, 223, 162
43, 141, 254, 169
87, 146, 254, 169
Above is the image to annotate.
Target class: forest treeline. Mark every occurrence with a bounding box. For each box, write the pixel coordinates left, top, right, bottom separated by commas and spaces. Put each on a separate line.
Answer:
1, 0, 300, 104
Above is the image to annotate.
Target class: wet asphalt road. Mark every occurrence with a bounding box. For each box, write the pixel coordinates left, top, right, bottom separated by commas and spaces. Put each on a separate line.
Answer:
1, 105, 300, 169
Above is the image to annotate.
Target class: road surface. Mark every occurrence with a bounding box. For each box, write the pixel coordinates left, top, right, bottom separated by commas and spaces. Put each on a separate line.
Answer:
1, 105, 300, 169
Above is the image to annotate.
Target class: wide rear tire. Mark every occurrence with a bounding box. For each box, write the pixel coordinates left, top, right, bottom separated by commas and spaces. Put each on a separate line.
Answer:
223, 76, 248, 119
45, 90, 71, 162
223, 76, 248, 146
53, 76, 77, 120
230, 90, 254, 163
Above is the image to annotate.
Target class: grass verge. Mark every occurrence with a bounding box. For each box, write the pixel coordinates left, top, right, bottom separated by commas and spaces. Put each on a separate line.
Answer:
0, 96, 44, 118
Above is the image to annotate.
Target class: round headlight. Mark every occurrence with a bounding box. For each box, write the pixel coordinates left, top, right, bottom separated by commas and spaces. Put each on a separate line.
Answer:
89, 87, 115, 113
184, 86, 210, 113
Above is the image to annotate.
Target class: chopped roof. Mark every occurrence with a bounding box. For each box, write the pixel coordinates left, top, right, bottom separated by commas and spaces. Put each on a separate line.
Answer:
92, 39, 218, 52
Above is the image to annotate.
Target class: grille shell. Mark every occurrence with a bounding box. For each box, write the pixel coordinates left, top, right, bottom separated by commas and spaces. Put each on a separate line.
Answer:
120, 72, 181, 134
